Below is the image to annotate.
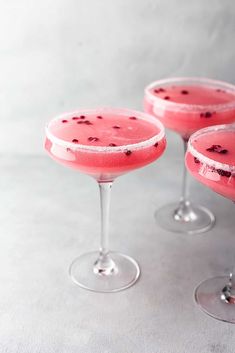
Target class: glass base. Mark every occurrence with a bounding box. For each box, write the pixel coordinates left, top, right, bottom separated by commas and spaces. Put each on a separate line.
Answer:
155, 201, 215, 234
195, 276, 235, 323
69, 251, 140, 292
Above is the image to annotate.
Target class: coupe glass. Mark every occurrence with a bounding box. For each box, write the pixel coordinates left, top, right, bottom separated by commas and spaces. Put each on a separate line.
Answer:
45, 107, 166, 292
186, 124, 235, 322
144, 77, 235, 234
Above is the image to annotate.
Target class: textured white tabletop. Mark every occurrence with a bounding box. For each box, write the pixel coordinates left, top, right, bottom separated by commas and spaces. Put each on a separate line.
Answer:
0, 137, 235, 352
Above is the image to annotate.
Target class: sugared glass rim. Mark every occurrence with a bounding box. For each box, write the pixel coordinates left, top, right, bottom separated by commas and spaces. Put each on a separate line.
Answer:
187, 123, 235, 172
45, 107, 165, 153
145, 77, 235, 112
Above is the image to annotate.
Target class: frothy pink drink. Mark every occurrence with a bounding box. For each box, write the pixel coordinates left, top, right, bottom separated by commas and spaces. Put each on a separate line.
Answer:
45, 109, 166, 182
144, 79, 235, 140
186, 125, 235, 201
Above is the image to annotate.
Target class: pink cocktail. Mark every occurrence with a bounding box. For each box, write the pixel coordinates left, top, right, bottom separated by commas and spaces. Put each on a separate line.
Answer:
186, 125, 235, 201
144, 77, 235, 234
186, 124, 235, 323
145, 79, 235, 140
45, 109, 166, 182
45, 108, 166, 292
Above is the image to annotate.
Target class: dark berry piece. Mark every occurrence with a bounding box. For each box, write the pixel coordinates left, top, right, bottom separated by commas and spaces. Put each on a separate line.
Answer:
72, 117, 79, 120
97, 116, 103, 119
72, 139, 79, 143
109, 143, 117, 147
181, 90, 189, 95
113, 125, 121, 129
206, 145, 228, 154
154, 142, 159, 147
62, 119, 68, 123
77, 121, 84, 124
164, 96, 170, 100
205, 111, 212, 118
80, 115, 86, 119
200, 112, 213, 118
125, 150, 132, 156
194, 157, 200, 164
129, 116, 137, 120
88, 137, 99, 142
217, 169, 231, 177
206, 144, 222, 152
84, 120, 93, 125
154, 88, 165, 94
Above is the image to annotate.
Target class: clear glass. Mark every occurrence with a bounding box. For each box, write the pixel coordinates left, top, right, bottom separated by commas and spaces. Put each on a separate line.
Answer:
144, 77, 235, 234
187, 124, 235, 322
45, 107, 166, 292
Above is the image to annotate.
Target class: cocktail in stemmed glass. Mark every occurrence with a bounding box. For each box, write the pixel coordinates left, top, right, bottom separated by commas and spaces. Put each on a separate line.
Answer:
45, 108, 166, 292
186, 124, 235, 322
144, 77, 235, 234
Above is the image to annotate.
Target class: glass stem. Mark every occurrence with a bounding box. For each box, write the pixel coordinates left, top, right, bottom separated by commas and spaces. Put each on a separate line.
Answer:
99, 182, 112, 256
180, 138, 189, 204
229, 269, 235, 288
174, 138, 197, 222
93, 182, 117, 276
221, 266, 235, 304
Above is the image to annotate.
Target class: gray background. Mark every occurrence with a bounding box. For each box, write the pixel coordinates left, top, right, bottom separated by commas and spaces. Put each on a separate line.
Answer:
1, 0, 235, 155
1, 1, 235, 352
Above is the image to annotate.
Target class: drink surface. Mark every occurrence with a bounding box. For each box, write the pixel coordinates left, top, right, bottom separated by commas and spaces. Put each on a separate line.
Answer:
48, 113, 160, 146
45, 111, 166, 181
144, 82, 235, 139
150, 85, 235, 105
186, 127, 235, 201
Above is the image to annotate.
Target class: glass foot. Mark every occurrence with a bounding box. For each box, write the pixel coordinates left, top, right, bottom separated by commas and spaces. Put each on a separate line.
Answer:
69, 251, 140, 292
155, 201, 215, 234
195, 276, 235, 323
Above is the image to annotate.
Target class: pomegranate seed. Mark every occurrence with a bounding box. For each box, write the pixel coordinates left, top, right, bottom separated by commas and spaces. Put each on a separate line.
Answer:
164, 96, 170, 100
129, 116, 137, 120
77, 121, 84, 124
217, 169, 231, 177
88, 137, 99, 142
125, 150, 132, 156
206, 144, 221, 152
159, 88, 165, 92
72, 139, 79, 143
113, 125, 121, 129
181, 90, 189, 94
194, 157, 200, 164
205, 111, 212, 118
80, 115, 86, 119
84, 120, 93, 125
72, 117, 79, 120
154, 142, 159, 147
109, 143, 117, 146
206, 145, 228, 154
62, 119, 68, 123
97, 116, 103, 119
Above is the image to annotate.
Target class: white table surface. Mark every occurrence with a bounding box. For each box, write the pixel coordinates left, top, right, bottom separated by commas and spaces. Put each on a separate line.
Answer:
0, 133, 235, 353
